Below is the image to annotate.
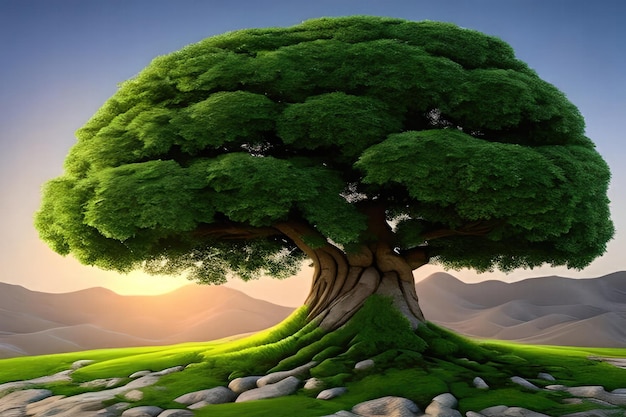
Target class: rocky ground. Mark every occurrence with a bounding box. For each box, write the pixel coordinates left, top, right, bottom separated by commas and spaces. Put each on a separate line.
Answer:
1, 358, 626, 417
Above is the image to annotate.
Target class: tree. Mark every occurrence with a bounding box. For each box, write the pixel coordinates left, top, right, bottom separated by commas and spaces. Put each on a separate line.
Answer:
36, 16, 613, 331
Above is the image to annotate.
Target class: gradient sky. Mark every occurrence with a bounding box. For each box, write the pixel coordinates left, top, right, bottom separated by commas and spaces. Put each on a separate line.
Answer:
0, 0, 624, 307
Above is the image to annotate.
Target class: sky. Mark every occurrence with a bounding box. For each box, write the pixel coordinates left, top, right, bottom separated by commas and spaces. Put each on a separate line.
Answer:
0, 0, 624, 307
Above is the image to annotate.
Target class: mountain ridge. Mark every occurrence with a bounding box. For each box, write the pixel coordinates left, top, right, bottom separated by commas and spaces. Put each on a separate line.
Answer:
1, 271, 625, 358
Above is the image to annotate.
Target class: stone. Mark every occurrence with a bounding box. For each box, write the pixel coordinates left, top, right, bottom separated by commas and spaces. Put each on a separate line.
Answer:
129, 370, 152, 379
424, 400, 462, 417
0, 389, 53, 415
565, 385, 626, 406
124, 390, 144, 401
71, 359, 95, 370
317, 387, 347, 400
256, 361, 315, 387
155, 410, 194, 417
236, 376, 301, 402
545, 384, 567, 391
561, 410, 622, 417
25, 395, 66, 415
153, 366, 184, 376
80, 378, 124, 389
473, 376, 489, 389
121, 406, 164, 416
355, 359, 375, 371
466, 412, 486, 417
303, 377, 325, 390
612, 388, 626, 394
431, 393, 458, 408
174, 386, 236, 405
537, 372, 555, 381
228, 376, 262, 394
320, 412, 361, 417
352, 396, 421, 417
510, 376, 540, 391
480, 405, 509, 416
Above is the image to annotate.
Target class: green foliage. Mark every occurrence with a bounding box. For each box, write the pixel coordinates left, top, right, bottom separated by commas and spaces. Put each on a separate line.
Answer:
36, 15, 613, 283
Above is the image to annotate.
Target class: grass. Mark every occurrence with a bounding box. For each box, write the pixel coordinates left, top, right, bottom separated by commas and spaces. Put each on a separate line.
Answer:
1, 297, 625, 416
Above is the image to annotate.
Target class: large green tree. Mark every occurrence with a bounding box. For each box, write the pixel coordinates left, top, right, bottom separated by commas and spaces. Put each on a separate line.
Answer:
36, 16, 613, 330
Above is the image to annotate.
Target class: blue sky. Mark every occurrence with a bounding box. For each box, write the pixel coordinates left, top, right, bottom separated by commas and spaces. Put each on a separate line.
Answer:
0, 0, 624, 304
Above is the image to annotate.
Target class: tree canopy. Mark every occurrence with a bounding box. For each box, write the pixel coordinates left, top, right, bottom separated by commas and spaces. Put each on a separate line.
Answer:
36, 16, 613, 286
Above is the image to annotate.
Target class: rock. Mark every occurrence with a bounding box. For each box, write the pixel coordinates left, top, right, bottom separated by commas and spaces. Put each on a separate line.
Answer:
473, 376, 489, 389
355, 359, 375, 371
352, 396, 421, 417
537, 372, 555, 381
320, 412, 361, 417
424, 400, 462, 417
228, 376, 262, 394
236, 376, 301, 402
510, 376, 541, 391
129, 370, 152, 379
256, 361, 316, 387
480, 405, 509, 416
545, 384, 567, 391
480, 405, 551, 417
153, 366, 184, 376
612, 388, 626, 394
0, 389, 53, 416
80, 378, 124, 389
25, 395, 66, 415
303, 377, 325, 390
174, 386, 236, 405
565, 385, 626, 406
121, 406, 164, 416
97, 402, 131, 416
431, 393, 458, 408
71, 359, 95, 370
124, 390, 144, 401
466, 412, 486, 417
155, 410, 194, 417
317, 387, 347, 400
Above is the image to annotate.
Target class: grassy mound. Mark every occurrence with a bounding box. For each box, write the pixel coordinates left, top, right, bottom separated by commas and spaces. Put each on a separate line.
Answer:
1, 296, 625, 416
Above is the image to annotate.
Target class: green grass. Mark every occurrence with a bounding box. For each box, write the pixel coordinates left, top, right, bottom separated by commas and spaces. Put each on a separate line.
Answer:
1, 297, 625, 417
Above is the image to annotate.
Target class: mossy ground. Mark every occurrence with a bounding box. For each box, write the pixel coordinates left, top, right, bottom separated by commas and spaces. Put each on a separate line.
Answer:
1, 296, 625, 416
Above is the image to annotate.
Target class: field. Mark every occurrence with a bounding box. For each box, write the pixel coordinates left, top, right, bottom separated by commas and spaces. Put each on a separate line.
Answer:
1, 298, 625, 416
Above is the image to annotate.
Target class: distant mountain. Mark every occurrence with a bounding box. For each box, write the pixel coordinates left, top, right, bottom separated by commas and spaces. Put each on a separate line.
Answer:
0, 283, 294, 358
2, 272, 624, 358
416, 271, 626, 347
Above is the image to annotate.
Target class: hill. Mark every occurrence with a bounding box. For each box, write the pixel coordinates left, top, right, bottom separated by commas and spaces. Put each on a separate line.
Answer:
416, 271, 626, 347
0, 283, 294, 358
1, 271, 625, 357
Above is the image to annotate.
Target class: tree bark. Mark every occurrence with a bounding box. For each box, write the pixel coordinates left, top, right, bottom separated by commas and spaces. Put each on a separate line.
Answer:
275, 213, 428, 331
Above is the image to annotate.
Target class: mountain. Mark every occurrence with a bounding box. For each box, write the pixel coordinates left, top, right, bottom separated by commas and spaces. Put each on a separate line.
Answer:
0, 283, 294, 358
416, 271, 626, 347
1, 272, 625, 358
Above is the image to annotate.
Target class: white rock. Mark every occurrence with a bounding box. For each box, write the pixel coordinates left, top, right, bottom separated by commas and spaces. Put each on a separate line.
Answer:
0, 389, 53, 415
129, 370, 152, 379
431, 393, 458, 408
153, 366, 184, 376
612, 388, 626, 394
480, 405, 509, 416
317, 387, 347, 400
352, 395, 421, 417
228, 376, 262, 394
303, 377, 325, 390
424, 400, 462, 417
174, 386, 236, 405
466, 412, 487, 417
565, 385, 626, 406
510, 376, 540, 391
537, 372, 555, 381
473, 377, 489, 389
236, 376, 301, 402
80, 378, 124, 389
71, 360, 95, 370
124, 390, 144, 401
121, 405, 163, 416
354, 359, 375, 371
256, 362, 315, 387
156, 410, 194, 417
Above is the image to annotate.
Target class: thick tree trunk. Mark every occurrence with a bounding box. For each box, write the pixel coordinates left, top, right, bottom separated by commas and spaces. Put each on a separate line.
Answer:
276, 209, 428, 331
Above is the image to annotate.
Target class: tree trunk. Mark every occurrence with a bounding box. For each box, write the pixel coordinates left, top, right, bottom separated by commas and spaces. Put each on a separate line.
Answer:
276, 212, 428, 331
